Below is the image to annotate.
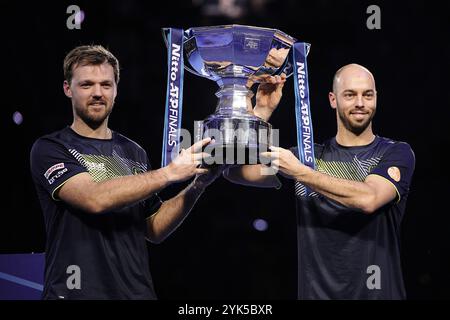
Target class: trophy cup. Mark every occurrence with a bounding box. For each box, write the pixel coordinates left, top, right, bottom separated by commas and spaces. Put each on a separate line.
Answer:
162, 25, 312, 167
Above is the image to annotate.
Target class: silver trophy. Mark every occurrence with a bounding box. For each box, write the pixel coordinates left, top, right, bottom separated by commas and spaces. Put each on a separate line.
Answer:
164, 25, 301, 164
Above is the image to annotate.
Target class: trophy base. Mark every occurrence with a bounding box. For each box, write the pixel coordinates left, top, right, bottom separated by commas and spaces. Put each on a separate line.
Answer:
200, 115, 272, 165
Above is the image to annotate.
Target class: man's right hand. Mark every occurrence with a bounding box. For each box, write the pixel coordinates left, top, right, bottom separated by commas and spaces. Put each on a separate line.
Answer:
162, 138, 212, 183
253, 74, 286, 121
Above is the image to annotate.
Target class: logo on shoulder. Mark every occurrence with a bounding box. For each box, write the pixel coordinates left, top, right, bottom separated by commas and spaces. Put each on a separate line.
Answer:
44, 163, 65, 179
387, 166, 401, 182
47, 168, 68, 185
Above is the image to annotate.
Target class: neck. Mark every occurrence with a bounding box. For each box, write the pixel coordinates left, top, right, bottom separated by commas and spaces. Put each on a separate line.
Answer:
71, 118, 111, 139
335, 124, 375, 147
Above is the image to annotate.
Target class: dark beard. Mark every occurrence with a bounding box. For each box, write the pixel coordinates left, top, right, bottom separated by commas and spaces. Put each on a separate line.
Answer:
338, 108, 375, 135
76, 104, 112, 130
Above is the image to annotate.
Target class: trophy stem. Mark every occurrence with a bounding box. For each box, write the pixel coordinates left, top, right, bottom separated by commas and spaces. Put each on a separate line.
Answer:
214, 84, 254, 117
202, 82, 271, 165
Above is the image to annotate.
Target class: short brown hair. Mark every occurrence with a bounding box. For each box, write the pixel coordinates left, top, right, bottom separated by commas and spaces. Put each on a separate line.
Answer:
63, 45, 120, 84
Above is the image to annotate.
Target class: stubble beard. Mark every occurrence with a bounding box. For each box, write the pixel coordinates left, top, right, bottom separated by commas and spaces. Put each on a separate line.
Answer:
337, 106, 375, 135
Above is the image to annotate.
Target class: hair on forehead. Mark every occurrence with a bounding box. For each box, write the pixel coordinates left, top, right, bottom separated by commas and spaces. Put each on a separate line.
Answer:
63, 45, 120, 85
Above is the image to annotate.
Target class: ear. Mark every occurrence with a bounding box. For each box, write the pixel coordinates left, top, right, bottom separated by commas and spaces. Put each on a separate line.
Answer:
63, 80, 72, 98
329, 92, 337, 110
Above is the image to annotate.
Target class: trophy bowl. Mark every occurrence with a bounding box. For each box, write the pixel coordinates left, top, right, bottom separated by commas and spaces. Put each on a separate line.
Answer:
163, 25, 301, 164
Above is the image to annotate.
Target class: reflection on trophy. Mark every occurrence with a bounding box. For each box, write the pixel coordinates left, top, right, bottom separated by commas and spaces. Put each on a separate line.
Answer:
163, 25, 300, 164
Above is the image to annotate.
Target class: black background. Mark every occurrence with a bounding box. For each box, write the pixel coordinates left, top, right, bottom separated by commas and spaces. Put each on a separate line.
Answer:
1, 0, 449, 299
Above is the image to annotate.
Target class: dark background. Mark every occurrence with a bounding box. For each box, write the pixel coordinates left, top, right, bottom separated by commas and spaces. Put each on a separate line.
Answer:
1, 0, 449, 299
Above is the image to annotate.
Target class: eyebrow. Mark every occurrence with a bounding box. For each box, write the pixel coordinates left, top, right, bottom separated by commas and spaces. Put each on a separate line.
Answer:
342, 89, 375, 94
79, 80, 113, 84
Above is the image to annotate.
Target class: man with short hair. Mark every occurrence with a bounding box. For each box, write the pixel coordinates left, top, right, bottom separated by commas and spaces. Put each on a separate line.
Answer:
225, 64, 415, 299
31, 45, 219, 299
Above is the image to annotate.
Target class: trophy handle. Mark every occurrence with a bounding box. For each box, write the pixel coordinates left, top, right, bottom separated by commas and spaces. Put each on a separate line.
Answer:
275, 54, 294, 78
162, 28, 210, 79
275, 43, 310, 79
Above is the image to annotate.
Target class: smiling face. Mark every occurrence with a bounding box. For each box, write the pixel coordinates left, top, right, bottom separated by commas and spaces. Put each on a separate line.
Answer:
63, 62, 117, 129
329, 64, 377, 135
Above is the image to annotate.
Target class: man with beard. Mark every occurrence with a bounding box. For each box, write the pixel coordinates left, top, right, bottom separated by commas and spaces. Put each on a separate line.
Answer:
225, 64, 416, 299
30, 45, 220, 299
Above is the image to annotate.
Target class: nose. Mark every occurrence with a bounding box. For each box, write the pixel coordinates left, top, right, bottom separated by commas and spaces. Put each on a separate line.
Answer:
92, 84, 103, 99
355, 94, 364, 108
